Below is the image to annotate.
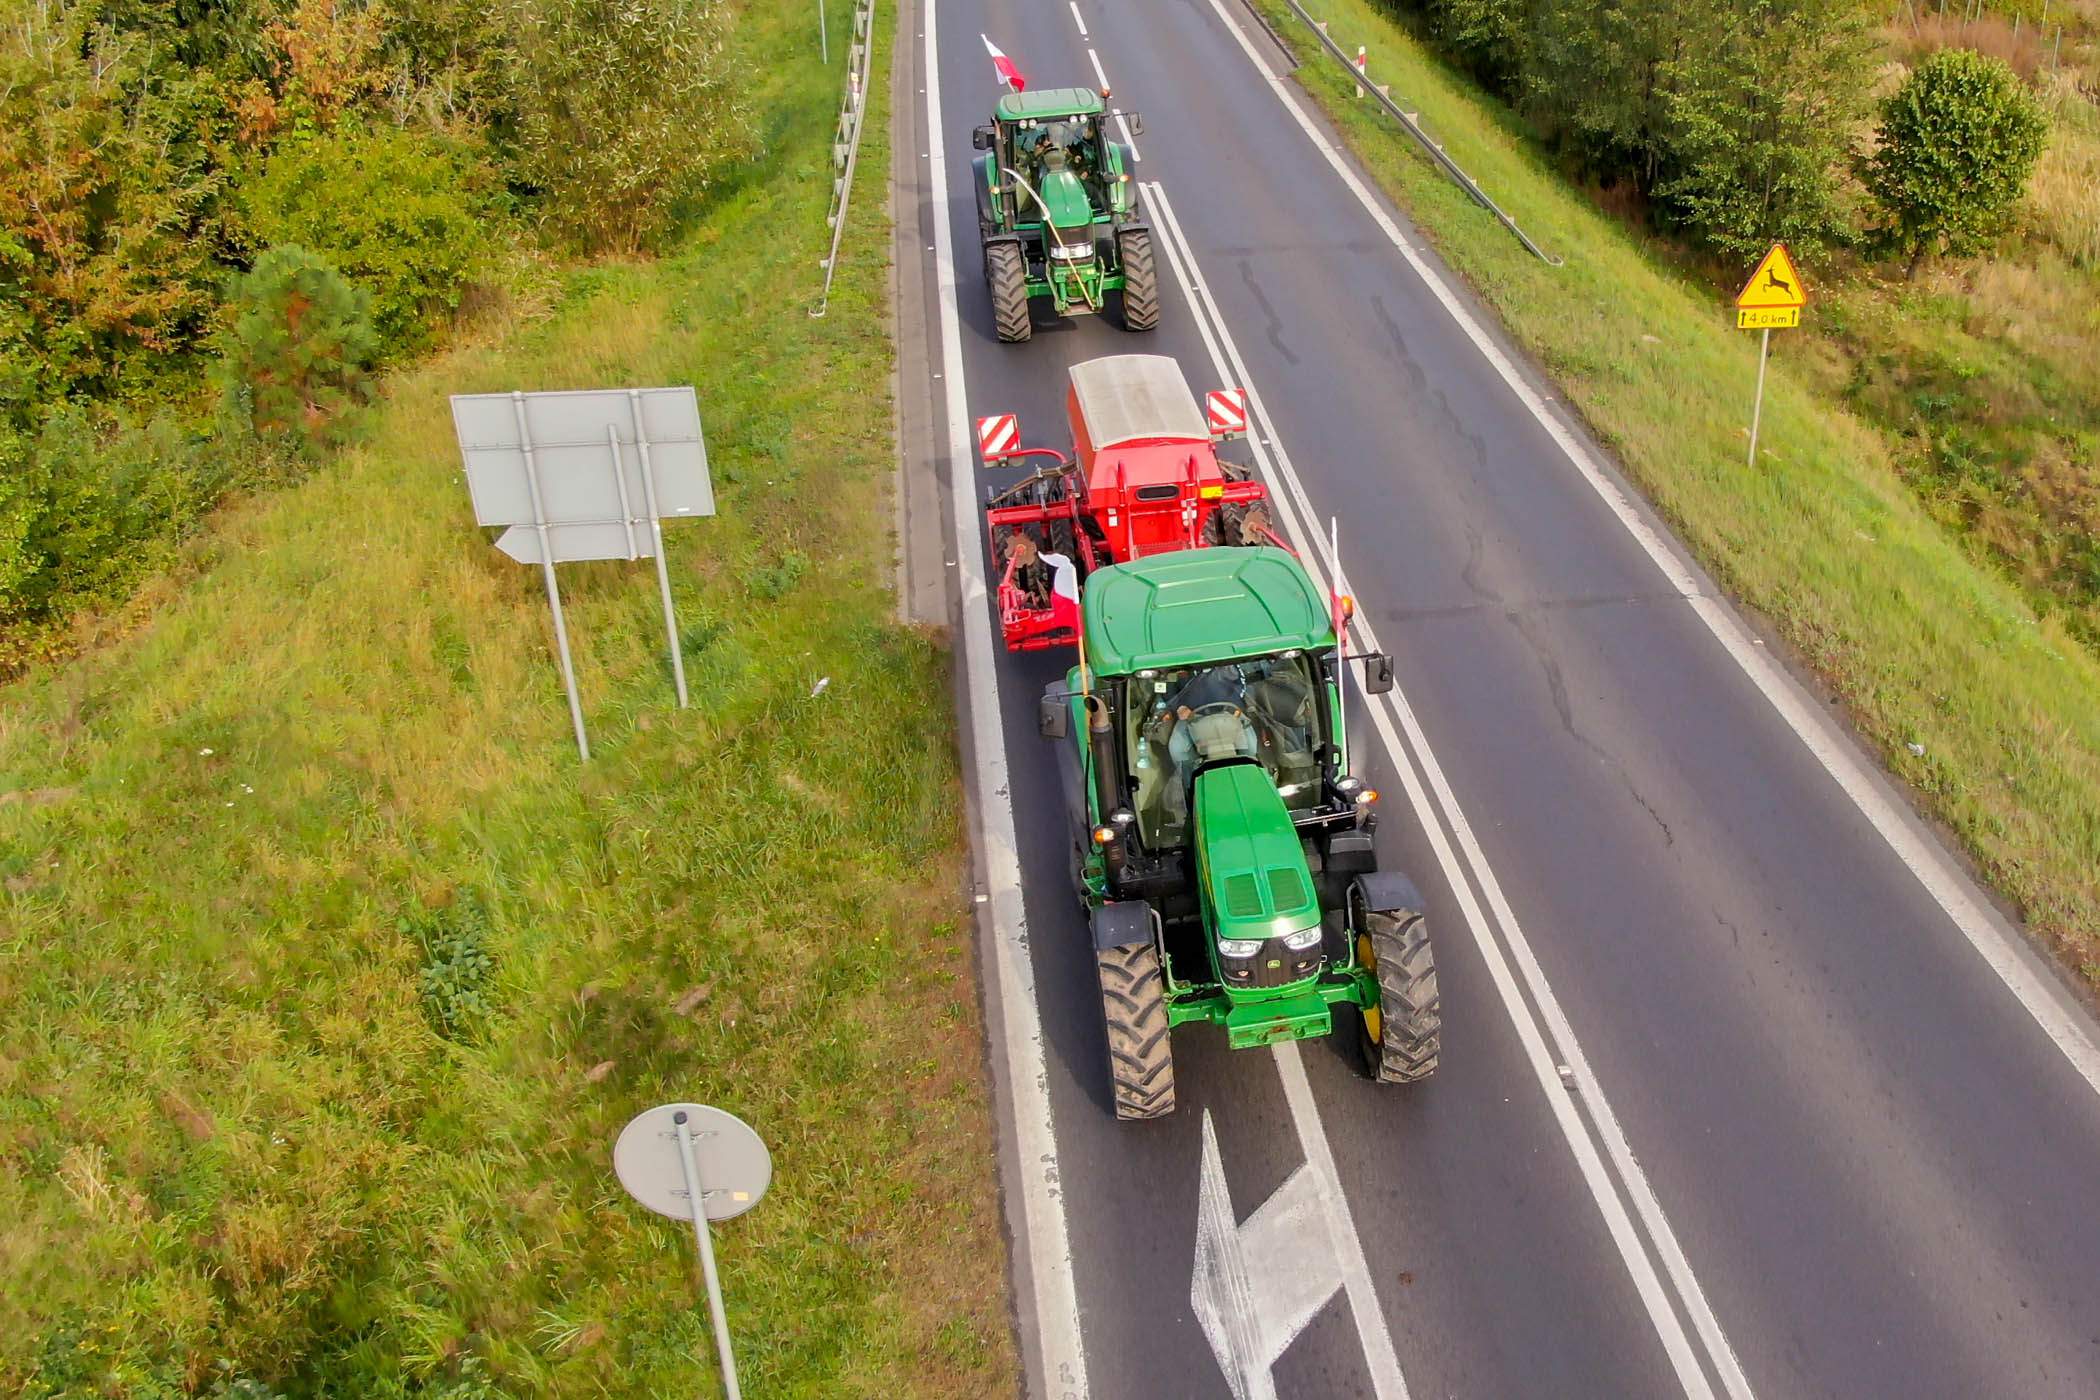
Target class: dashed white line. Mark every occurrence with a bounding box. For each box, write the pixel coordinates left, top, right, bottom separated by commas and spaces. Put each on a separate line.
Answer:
1087, 46, 1111, 94
1069, 0, 1088, 37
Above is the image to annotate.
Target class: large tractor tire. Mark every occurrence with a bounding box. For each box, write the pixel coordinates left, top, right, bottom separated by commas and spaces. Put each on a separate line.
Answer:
1356, 897, 1441, 1084
986, 240, 1032, 343
1117, 227, 1160, 332
1097, 941, 1175, 1119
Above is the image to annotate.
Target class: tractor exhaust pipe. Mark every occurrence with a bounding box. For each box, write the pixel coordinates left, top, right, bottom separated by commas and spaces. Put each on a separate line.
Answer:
1085, 694, 1127, 875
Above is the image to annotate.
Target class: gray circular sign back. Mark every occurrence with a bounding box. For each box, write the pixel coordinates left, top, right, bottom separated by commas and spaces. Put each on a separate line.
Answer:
613, 1103, 771, 1222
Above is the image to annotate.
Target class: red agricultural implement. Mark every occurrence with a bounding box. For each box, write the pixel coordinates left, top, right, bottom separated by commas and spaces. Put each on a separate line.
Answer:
976, 354, 1287, 651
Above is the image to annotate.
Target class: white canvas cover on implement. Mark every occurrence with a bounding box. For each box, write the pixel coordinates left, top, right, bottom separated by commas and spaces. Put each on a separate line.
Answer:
1068, 354, 1210, 447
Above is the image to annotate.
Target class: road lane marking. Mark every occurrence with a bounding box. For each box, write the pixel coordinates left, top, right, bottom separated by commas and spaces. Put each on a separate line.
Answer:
1193, 1108, 1350, 1400
1145, 177, 1750, 1400
1192, 0, 2100, 1102
924, 1, 1091, 1394
1113, 109, 1143, 162
1088, 46, 1111, 93
1070, 0, 1088, 37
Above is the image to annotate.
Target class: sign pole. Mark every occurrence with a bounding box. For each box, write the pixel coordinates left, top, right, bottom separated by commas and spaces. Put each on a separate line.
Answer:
673, 1109, 743, 1400
511, 392, 591, 761
630, 390, 690, 708
605, 426, 640, 561
1746, 327, 1770, 468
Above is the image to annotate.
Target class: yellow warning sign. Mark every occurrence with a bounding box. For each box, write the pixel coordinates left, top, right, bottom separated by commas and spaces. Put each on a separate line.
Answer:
1738, 306, 1801, 330
1736, 243, 1807, 312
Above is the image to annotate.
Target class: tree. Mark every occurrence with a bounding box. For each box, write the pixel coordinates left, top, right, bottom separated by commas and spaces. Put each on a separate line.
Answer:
1865, 49, 2047, 277
217, 245, 375, 444
1654, 0, 1874, 259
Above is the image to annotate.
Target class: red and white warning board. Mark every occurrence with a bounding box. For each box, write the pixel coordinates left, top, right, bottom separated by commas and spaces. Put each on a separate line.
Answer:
976, 413, 1020, 461
1205, 388, 1248, 439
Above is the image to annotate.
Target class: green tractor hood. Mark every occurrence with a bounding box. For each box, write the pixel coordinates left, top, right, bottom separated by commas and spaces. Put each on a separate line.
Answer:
1033, 166, 1096, 233
1193, 763, 1321, 946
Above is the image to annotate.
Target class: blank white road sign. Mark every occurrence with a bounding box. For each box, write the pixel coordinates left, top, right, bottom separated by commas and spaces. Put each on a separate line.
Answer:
495, 522, 658, 565
451, 387, 714, 530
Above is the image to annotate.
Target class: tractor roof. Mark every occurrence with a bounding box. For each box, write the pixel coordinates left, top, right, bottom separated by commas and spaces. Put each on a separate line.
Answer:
1083, 547, 1335, 675
1069, 355, 1210, 448
996, 87, 1106, 121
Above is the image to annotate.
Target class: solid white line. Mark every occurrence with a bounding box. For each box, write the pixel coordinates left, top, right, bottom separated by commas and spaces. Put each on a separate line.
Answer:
1088, 46, 1111, 93
1146, 178, 1745, 1399
1271, 1042, 1412, 1400
926, 3, 1091, 1396
1069, 0, 1088, 38
1194, 0, 2100, 1105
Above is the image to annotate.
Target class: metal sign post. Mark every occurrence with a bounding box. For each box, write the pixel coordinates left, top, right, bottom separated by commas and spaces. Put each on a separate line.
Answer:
1734, 243, 1808, 469
614, 1103, 771, 1400
451, 387, 714, 758
511, 392, 592, 760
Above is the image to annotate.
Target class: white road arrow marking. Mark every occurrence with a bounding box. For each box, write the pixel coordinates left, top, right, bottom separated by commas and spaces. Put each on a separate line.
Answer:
1192, 1111, 1348, 1400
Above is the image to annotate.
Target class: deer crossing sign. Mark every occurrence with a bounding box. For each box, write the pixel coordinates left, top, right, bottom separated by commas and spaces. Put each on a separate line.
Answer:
1735, 243, 1806, 329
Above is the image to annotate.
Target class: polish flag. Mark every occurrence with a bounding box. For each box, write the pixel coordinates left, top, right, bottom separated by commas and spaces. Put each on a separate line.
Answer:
982, 34, 1027, 92
1041, 551, 1080, 635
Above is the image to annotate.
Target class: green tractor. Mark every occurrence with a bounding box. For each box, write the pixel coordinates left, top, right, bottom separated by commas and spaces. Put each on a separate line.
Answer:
1039, 547, 1441, 1120
971, 87, 1157, 343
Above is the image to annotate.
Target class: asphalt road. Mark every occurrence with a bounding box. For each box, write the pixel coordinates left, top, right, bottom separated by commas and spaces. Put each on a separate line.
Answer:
890, 0, 2100, 1395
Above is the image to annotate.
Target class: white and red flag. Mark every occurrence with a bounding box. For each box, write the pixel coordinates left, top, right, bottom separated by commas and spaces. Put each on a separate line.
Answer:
981, 34, 1027, 92
1041, 551, 1080, 634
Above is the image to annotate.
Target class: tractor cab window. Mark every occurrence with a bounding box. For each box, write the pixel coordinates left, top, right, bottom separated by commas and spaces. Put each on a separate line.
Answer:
1126, 653, 1324, 847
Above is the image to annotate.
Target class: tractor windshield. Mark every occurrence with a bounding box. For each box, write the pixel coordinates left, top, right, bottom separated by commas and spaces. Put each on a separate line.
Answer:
1126, 652, 1324, 847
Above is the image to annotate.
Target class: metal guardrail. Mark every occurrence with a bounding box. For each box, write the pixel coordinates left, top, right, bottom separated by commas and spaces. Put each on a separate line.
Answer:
812, 0, 879, 316
1275, 0, 1561, 266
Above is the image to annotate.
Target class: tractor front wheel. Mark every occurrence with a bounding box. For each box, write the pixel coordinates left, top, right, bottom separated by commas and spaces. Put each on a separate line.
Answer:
1357, 902, 1441, 1084
1117, 228, 1159, 333
986, 240, 1032, 343
1097, 941, 1175, 1119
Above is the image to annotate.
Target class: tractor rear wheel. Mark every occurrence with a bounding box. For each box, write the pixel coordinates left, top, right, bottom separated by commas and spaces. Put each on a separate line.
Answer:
1097, 940, 1175, 1119
986, 240, 1032, 343
1357, 902, 1441, 1083
1117, 228, 1159, 332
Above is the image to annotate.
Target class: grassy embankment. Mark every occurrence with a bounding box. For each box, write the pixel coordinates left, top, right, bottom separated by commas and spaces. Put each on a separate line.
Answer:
0, 0, 1018, 1394
1249, 0, 2100, 983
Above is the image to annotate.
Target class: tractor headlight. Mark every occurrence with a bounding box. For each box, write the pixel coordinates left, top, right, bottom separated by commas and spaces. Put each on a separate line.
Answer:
1049, 241, 1095, 261
1281, 926, 1322, 952
1217, 938, 1263, 959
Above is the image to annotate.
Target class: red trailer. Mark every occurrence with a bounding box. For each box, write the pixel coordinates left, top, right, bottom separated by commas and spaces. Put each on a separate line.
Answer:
977, 354, 1283, 650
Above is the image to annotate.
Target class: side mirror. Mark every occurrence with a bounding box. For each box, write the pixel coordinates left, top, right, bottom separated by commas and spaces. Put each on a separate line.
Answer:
1362, 652, 1395, 695
973, 124, 996, 151
1126, 111, 1144, 136
1039, 692, 1070, 740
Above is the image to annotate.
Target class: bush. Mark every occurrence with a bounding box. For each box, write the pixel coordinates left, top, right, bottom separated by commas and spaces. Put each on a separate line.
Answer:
1866, 49, 2048, 276
217, 245, 377, 445
243, 125, 497, 356
499, 0, 749, 253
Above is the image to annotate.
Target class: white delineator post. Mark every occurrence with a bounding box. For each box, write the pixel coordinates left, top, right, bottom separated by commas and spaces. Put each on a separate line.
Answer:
1354, 45, 1367, 96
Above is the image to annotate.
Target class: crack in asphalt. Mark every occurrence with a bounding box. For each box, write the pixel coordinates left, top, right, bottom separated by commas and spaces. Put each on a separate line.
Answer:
1238, 258, 1299, 367
1508, 606, 1676, 849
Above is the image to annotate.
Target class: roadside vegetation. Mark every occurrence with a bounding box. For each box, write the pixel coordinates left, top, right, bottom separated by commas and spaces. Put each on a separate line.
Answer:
0, 0, 1018, 1395
1249, 0, 2100, 984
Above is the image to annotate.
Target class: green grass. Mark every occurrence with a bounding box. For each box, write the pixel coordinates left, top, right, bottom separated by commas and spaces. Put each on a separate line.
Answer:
0, 0, 1018, 1394
1249, 0, 2100, 982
